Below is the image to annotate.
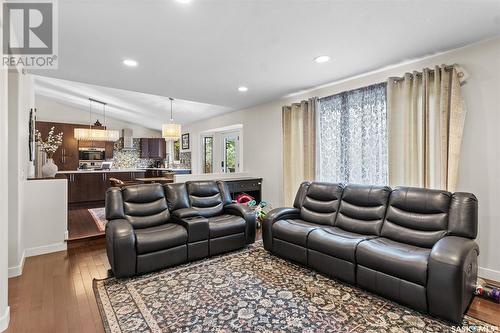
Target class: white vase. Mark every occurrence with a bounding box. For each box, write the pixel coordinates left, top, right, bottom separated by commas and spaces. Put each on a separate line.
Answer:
42, 158, 58, 178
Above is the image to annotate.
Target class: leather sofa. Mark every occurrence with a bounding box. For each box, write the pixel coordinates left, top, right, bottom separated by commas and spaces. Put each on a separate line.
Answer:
263, 182, 479, 324
105, 180, 256, 278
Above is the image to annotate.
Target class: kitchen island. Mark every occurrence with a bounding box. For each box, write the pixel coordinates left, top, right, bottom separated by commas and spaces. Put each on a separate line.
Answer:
59, 169, 146, 204
59, 168, 192, 204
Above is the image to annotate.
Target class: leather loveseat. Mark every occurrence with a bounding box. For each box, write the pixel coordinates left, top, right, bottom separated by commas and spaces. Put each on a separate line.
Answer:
105, 180, 255, 278
263, 182, 479, 324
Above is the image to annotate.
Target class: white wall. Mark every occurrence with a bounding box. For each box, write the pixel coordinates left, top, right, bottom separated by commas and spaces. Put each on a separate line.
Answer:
35, 95, 161, 138
7, 71, 35, 278
183, 37, 500, 280
0, 2, 11, 330
23, 179, 67, 257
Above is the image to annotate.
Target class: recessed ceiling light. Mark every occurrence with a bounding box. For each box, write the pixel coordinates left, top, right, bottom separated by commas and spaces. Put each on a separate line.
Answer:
313, 55, 330, 63
176, 0, 191, 3
238, 86, 248, 92
122, 59, 138, 67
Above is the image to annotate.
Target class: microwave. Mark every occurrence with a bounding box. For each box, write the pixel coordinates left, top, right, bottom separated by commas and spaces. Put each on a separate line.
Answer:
79, 147, 105, 161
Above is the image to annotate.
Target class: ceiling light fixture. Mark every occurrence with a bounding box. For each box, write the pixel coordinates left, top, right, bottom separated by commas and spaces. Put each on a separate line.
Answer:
176, 0, 191, 3
313, 55, 330, 63
74, 99, 120, 142
238, 86, 248, 92
162, 97, 182, 141
122, 59, 138, 67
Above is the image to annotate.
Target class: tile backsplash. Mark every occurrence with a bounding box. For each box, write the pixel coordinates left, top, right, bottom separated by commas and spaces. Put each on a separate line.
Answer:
112, 138, 191, 169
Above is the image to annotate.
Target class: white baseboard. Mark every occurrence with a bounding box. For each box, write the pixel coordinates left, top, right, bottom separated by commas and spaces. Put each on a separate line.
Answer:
8, 251, 25, 278
24, 242, 67, 258
0, 306, 10, 332
478, 266, 500, 283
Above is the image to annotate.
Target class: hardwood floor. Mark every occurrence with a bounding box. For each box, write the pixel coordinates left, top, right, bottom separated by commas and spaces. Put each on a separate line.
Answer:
6, 234, 500, 332
68, 204, 105, 241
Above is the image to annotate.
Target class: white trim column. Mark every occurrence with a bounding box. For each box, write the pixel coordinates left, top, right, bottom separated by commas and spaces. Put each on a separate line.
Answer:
0, 1, 11, 330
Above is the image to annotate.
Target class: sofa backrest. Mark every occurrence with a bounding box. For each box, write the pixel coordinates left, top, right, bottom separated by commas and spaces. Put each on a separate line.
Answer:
105, 184, 170, 229
298, 182, 343, 225
381, 186, 451, 248
185, 180, 231, 217
336, 184, 391, 235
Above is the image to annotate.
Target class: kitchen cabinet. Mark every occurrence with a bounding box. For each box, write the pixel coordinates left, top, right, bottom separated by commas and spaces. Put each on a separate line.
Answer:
66, 171, 146, 204
36, 121, 116, 171
140, 138, 166, 159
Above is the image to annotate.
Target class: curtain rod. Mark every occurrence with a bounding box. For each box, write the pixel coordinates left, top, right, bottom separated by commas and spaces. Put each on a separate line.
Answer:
89, 97, 107, 105
390, 64, 459, 82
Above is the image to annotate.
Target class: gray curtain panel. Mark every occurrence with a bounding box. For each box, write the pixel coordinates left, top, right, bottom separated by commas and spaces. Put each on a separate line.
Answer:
317, 83, 388, 185
282, 98, 317, 205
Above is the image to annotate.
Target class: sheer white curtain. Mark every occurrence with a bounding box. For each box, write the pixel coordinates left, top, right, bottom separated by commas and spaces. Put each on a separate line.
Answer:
317, 83, 388, 185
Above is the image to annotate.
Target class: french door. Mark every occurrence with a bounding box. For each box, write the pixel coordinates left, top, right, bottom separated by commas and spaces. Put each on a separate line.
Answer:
221, 132, 240, 173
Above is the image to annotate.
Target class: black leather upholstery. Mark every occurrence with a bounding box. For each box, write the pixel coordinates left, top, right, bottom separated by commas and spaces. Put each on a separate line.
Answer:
381, 186, 451, 248
300, 182, 343, 225
336, 184, 391, 235
427, 236, 479, 323
208, 215, 246, 238
135, 223, 187, 254
356, 238, 431, 285
122, 184, 170, 229
105, 181, 256, 278
448, 192, 478, 239
273, 219, 319, 247
309, 227, 374, 263
262, 181, 479, 324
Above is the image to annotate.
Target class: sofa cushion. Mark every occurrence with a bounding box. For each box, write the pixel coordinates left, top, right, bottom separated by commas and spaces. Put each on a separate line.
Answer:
381, 186, 451, 248
356, 237, 431, 285
308, 227, 375, 262
186, 181, 224, 217
300, 182, 343, 226
208, 214, 246, 238
336, 184, 391, 235
272, 219, 319, 246
135, 223, 187, 254
122, 184, 170, 229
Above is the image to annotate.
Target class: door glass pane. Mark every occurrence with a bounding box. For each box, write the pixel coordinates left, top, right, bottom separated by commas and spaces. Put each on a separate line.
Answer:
203, 136, 213, 173
225, 138, 236, 173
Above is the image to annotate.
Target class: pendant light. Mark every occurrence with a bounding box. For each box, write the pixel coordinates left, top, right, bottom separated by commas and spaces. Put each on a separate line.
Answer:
162, 97, 181, 140
74, 98, 120, 142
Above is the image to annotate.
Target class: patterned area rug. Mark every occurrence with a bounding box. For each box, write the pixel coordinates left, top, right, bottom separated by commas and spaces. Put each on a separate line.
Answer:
88, 207, 107, 231
94, 243, 495, 333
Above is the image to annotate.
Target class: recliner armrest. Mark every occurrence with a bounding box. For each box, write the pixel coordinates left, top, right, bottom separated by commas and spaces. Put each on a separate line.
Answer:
172, 207, 201, 219
262, 207, 301, 251
224, 204, 256, 244
427, 236, 480, 324
172, 215, 209, 243
105, 219, 136, 278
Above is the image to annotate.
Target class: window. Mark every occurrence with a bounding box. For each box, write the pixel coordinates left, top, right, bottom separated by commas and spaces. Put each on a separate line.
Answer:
221, 131, 240, 173
200, 127, 242, 174
317, 82, 388, 184
203, 136, 213, 173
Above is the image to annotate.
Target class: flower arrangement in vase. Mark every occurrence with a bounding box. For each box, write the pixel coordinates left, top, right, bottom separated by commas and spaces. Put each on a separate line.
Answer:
35, 127, 63, 178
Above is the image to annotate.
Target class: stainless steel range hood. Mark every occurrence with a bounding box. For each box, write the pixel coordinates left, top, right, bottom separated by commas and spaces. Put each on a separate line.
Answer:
121, 128, 135, 150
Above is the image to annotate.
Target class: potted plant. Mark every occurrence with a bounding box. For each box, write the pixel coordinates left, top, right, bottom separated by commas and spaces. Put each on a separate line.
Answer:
35, 127, 63, 178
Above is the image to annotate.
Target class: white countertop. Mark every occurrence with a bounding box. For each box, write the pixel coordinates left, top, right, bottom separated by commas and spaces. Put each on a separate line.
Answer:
57, 168, 146, 174
143, 168, 192, 171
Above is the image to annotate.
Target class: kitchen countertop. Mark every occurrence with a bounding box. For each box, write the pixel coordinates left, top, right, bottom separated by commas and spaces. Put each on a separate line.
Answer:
143, 167, 191, 171
57, 167, 192, 174
57, 168, 146, 174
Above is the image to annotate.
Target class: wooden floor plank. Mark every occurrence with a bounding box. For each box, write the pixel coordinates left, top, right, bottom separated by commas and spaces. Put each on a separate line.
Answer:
6, 234, 500, 332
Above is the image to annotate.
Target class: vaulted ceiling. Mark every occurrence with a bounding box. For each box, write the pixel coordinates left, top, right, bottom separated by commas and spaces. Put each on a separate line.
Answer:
32, 0, 500, 125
